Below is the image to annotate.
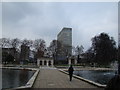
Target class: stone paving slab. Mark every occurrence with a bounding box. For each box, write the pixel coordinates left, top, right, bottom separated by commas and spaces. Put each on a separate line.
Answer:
32, 67, 104, 89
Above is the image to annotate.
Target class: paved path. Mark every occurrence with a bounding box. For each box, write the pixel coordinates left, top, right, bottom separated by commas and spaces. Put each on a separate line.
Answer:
33, 67, 103, 88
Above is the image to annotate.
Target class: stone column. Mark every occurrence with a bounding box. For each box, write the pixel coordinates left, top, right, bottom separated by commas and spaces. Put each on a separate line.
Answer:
52, 59, 54, 67
75, 59, 77, 65
37, 59, 40, 66
68, 59, 71, 65
42, 60, 44, 66
47, 60, 49, 66
51, 60, 53, 67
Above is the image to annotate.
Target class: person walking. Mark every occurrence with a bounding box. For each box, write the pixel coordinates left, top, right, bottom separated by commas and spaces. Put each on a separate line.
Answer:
68, 65, 74, 81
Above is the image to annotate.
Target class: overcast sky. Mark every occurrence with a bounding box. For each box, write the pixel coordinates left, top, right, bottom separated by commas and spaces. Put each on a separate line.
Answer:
2, 2, 118, 51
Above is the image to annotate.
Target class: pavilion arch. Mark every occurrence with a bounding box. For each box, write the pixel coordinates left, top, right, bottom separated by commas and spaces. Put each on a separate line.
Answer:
68, 56, 77, 65
37, 57, 53, 67
48, 61, 51, 66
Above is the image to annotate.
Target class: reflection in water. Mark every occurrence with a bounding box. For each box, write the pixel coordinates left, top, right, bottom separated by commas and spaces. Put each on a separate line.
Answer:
2, 69, 35, 89
19, 70, 29, 86
73, 70, 115, 85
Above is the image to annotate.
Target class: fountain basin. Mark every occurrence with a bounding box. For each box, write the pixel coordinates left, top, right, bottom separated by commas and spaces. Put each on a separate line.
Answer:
2, 67, 39, 89
73, 70, 116, 85
59, 69, 116, 88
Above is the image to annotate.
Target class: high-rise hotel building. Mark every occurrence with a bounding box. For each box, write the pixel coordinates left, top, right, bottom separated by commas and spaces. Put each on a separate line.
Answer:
57, 27, 72, 60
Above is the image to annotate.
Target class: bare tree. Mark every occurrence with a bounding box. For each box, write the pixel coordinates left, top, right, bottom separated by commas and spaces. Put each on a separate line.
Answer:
0, 38, 11, 48
75, 45, 84, 63
49, 40, 57, 54
33, 39, 46, 51
48, 40, 57, 59
33, 39, 46, 58
72, 46, 76, 55
10, 38, 21, 49
21, 39, 33, 47
75, 45, 84, 56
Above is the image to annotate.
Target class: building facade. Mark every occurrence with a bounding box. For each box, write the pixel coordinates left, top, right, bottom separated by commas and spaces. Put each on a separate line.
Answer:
57, 27, 72, 63
57, 27, 72, 55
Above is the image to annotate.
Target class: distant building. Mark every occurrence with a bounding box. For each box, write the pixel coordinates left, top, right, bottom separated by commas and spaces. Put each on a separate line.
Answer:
68, 56, 77, 65
57, 27, 72, 54
57, 27, 72, 64
20, 45, 30, 63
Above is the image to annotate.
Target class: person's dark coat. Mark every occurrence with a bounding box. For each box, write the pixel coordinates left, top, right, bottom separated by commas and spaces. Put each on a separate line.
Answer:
68, 65, 74, 81
68, 65, 74, 75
